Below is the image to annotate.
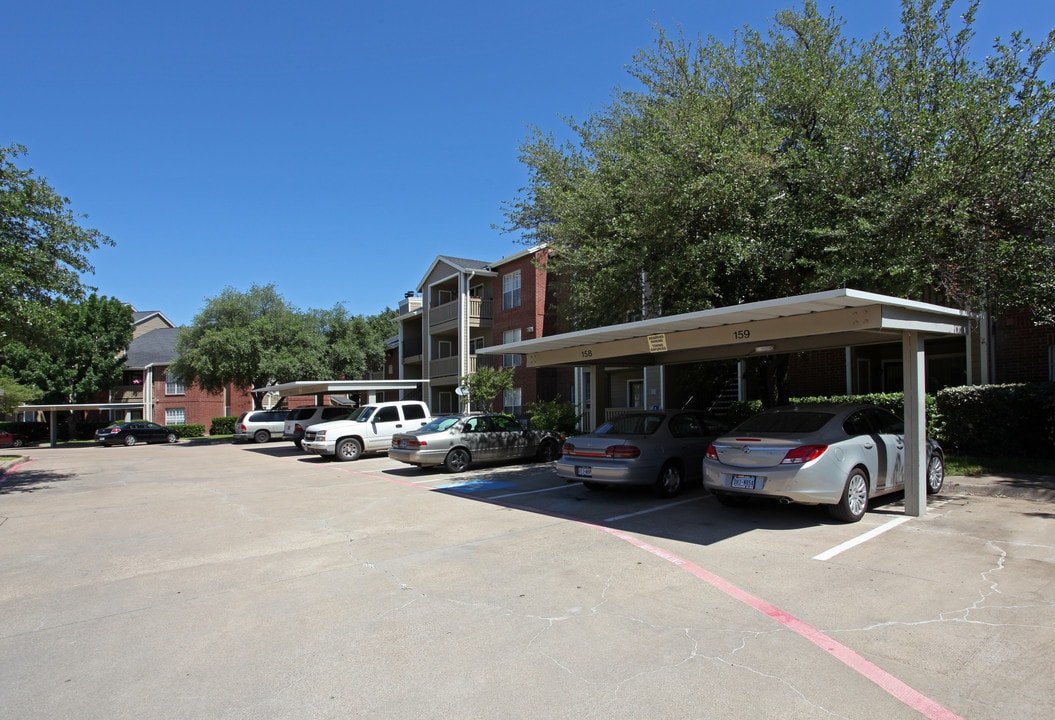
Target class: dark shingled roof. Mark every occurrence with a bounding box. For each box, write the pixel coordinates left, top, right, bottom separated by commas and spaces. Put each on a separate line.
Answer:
125, 327, 180, 368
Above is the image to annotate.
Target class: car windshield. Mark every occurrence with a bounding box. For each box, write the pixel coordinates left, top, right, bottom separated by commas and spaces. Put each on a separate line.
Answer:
419, 416, 461, 432
734, 411, 833, 434
347, 406, 374, 422
594, 414, 665, 436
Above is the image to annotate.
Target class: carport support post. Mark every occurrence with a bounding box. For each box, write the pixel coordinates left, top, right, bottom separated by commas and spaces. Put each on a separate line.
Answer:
902, 331, 926, 517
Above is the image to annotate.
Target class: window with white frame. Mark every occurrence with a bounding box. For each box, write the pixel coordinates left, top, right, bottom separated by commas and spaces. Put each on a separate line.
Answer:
165, 372, 185, 395
437, 339, 453, 358
502, 270, 521, 310
503, 387, 522, 416
502, 328, 522, 367
165, 408, 186, 425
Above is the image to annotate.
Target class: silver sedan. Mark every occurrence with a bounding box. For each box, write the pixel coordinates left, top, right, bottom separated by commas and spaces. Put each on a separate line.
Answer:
703, 403, 945, 522
555, 410, 728, 497
389, 414, 564, 472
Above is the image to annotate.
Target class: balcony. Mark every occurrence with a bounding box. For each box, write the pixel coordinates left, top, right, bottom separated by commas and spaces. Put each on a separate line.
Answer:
428, 297, 494, 333
112, 386, 144, 403
403, 338, 423, 364
429, 355, 481, 383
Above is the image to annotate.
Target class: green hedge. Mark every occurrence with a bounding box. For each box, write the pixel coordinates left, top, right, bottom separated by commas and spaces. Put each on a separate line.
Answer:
170, 423, 206, 438
210, 416, 238, 435
934, 383, 1055, 457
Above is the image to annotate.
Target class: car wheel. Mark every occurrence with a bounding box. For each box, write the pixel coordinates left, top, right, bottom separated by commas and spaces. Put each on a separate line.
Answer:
335, 438, 363, 462
294, 439, 303, 449
926, 453, 945, 495
12, 438, 24, 448
124, 435, 137, 446
166, 433, 179, 444
829, 467, 869, 522
444, 447, 471, 473
653, 461, 684, 498
582, 481, 607, 491
253, 429, 270, 444
536, 439, 560, 462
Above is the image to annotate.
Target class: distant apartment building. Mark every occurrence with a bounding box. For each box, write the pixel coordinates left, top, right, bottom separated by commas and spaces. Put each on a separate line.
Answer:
388, 247, 574, 415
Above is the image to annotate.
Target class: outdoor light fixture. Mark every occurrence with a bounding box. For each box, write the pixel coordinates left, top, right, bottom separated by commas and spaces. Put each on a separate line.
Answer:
754, 345, 775, 353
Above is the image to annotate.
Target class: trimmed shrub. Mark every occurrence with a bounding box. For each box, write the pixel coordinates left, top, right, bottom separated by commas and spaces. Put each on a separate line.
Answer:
724, 400, 763, 427
210, 416, 238, 435
935, 383, 1055, 457
526, 396, 584, 436
170, 424, 206, 438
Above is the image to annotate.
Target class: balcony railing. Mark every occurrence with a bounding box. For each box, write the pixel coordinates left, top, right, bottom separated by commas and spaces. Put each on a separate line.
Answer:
112, 386, 144, 403
428, 297, 494, 328
428, 354, 482, 380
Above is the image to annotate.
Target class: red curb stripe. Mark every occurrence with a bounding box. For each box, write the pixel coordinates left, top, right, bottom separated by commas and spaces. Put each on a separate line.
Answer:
598, 526, 964, 720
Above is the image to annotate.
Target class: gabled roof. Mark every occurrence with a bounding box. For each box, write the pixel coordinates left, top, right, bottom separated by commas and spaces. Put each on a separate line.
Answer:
125, 327, 181, 368
132, 310, 175, 328
416, 255, 496, 291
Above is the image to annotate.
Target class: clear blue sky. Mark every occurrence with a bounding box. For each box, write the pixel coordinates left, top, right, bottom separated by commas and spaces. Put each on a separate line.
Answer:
6, 0, 1051, 327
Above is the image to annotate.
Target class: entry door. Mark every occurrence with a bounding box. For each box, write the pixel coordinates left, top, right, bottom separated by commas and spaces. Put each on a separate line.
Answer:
628, 380, 644, 409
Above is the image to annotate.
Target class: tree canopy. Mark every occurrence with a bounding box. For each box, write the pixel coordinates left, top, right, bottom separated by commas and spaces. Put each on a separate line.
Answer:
1, 144, 114, 345
503, 0, 1055, 327
0, 294, 133, 403
171, 284, 396, 404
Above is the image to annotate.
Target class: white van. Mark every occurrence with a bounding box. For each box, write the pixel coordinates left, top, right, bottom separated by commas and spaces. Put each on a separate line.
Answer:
302, 400, 431, 461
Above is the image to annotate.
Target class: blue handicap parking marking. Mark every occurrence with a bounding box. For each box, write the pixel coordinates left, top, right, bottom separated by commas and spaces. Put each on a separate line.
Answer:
436, 478, 516, 493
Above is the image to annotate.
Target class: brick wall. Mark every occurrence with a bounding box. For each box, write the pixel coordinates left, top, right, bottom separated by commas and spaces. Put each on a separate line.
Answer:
994, 309, 1054, 383
787, 349, 848, 397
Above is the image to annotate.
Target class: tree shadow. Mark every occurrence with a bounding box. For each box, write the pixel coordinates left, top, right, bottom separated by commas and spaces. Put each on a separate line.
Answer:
0, 466, 77, 494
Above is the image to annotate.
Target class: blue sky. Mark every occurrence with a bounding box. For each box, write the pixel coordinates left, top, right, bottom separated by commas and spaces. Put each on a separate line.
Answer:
6, 0, 1051, 327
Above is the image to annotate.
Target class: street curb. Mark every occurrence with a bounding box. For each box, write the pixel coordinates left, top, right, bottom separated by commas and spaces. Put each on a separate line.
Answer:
946, 474, 1055, 502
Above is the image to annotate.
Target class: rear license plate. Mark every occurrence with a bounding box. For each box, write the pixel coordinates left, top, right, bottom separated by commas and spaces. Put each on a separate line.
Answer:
730, 475, 757, 489
397, 440, 407, 449
575, 466, 592, 478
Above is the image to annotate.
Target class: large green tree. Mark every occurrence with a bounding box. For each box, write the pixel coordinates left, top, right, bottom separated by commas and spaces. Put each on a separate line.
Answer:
504, 0, 1055, 326
0, 294, 133, 403
1, 144, 114, 345
172, 285, 396, 407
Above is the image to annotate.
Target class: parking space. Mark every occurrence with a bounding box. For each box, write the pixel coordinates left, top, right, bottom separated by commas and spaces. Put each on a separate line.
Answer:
1, 442, 1052, 719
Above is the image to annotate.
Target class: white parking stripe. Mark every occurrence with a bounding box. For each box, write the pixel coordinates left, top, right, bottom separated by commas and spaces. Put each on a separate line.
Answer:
605, 496, 707, 522
490, 484, 576, 499
813, 516, 912, 561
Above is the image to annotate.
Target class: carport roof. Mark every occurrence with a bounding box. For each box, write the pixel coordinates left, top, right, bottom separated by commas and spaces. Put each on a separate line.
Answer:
251, 380, 430, 398
479, 289, 973, 367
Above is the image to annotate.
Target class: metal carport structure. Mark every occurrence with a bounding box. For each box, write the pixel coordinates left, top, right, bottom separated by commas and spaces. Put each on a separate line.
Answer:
480, 289, 974, 517
251, 380, 430, 407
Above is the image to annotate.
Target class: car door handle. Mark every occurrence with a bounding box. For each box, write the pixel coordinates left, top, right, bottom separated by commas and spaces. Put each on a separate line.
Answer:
395, 424, 403, 428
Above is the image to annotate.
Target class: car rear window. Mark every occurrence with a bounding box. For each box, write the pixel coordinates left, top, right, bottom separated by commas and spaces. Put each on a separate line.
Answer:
734, 411, 833, 434
596, 414, 665, 435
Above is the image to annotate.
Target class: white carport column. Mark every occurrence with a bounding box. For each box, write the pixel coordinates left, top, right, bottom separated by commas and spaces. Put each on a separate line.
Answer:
902, 331, 927, 517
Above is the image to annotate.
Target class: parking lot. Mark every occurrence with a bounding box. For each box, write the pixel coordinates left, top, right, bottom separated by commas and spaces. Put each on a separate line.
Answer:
1, 441, 1053, 719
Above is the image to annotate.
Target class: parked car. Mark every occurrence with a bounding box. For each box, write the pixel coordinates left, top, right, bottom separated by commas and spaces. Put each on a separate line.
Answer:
303, 400, 431, 461
0, 431, 29, 448
94, 421, 180, 446
233, 409, 290, 444
555, 410, 728, 497
703, 403, 945, 522
282, 406, 355, 448
389, 413, 563, 472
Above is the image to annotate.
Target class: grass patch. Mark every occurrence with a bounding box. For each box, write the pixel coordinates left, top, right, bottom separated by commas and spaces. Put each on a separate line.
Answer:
946, 453, 1055, 477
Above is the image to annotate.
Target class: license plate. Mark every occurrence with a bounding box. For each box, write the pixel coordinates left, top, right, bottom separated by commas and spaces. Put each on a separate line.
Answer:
575, 466, 592, 478
398, 440, 407, 449
730, 475, 757, 489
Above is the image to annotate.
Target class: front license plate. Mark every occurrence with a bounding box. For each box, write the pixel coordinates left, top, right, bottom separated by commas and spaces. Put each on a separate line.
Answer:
730, 475, 757, 489
575, 466, 592, 478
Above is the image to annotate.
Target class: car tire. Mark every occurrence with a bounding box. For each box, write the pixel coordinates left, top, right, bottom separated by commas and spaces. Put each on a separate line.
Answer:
926, 453, 945, 495
582, 481, 607, 491
253, 429, 270, 444
653, 461, 684, 498
444, 447, 471, 473
536, 439, 560, 462
294, 439, 303, 449
829, 466, 869, 522
335, 438, 363, 462
166, 433, 179, 444
124, 435, 137, 446
12, 438, 24, 448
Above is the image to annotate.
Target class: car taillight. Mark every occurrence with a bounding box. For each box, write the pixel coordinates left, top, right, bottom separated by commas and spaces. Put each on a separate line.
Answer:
240, 424, 247, 431
562, 443, 575, 456
605, 445, 640, 459
705, 444, 718, 461
781, 445, 828, 464
295, 423, 304, 432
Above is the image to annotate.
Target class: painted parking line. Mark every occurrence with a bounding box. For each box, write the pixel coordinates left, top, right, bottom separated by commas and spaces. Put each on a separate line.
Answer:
604, 495, 707, 522
813, 516, 913, 561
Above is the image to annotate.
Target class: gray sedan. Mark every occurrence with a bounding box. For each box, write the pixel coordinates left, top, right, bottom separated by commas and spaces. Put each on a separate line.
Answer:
703, 403, 945, 522
555, 411, 728, 497
389, 414, 564, 472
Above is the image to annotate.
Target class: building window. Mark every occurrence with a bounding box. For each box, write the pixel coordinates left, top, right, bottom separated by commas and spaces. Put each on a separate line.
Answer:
502, 328, 522, 367
437, 339, 453, 358
470, 336, 485, 354
165, 372, 185, 395
503, 387, 522, 416
502, 270, 521, 310
165, 408, 186, 425
438, 391, 454, 414
469, 283, 484, 298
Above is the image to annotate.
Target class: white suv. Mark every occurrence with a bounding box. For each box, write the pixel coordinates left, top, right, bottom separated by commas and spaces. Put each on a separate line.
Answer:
302, 400, 431, 461
283, 406, 356, 448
